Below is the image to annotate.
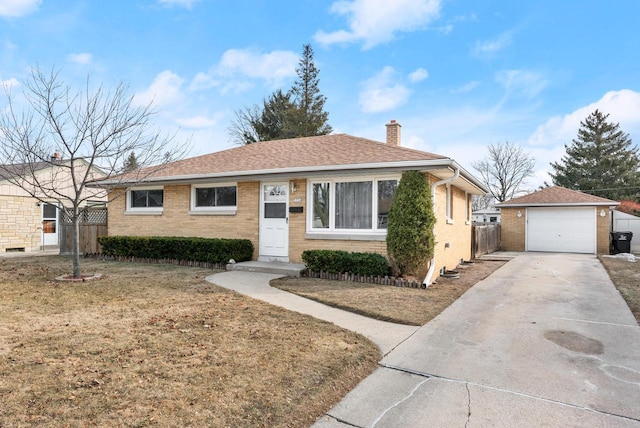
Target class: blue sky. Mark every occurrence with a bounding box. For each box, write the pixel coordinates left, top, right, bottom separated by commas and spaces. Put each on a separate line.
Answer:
1, 0, 640, 189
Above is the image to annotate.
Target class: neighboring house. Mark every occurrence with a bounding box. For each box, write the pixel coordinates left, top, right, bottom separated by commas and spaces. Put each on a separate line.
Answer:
496, 186, 618, 254
0, 155, 106, 253
472, 207, 501, 224
612, 210, 640, 253
99, 121, 487, 281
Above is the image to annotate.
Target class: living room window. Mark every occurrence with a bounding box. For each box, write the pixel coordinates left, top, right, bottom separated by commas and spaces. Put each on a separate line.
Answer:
308, 176, 398, 234
190, 183, 237, 214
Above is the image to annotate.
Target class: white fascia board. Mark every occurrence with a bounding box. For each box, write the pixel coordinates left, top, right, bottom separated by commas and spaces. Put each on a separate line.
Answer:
94, 158, 489, 193
495, 202, 620, 208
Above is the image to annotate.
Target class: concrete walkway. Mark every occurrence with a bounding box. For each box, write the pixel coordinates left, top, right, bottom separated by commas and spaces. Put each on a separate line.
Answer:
314, 253, 640, 427
205, 270, 419, 355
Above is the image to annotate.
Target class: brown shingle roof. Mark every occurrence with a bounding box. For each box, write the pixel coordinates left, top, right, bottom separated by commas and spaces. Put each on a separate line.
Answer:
496, 186, 619, 206
127, 133, 447, 180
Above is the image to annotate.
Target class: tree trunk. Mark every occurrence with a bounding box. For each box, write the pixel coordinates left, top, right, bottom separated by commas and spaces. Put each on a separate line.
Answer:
72, 207, 81, 278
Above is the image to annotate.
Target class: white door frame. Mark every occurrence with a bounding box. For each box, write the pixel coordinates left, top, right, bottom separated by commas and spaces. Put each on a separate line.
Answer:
258, 181, 289, 261
41, 203, 60, 248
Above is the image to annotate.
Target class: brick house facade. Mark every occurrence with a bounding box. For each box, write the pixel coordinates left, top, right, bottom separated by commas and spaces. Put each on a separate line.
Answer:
102, 122, 487, 284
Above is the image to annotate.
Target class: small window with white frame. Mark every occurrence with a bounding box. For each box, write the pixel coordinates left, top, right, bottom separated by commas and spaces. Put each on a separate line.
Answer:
190, 183, 237, 214
446, 184, 453, 223
127, 187, 164, 214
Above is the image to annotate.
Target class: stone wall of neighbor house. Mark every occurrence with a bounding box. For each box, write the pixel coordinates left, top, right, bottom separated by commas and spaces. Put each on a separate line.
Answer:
0, 195, 42, 252
429, 174, 473, 273
108, 182, 261, 259
499, 207, 526, 251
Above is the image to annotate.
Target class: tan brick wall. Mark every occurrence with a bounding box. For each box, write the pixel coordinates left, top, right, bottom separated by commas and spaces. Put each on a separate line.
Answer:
429, 174, 473, 273
0, 195, 42, 252
597, 210, 611, 254
108, 175, 474, 271
108, 182, 260, 259
500, 207, 525, 251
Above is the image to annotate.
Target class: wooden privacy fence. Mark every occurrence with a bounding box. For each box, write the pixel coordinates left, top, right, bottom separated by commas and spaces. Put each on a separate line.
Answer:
59, 207, 108, 255
472, 223, 501, 258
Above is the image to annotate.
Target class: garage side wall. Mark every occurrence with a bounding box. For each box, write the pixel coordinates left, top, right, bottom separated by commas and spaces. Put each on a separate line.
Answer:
499, 207, 525, 251
597, 210, 611, 255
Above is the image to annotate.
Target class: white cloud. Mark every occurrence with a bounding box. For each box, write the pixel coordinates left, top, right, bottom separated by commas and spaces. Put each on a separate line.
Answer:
528, 89, 640, 148
452, 80, 480, 93
190, 48, 298, 94
408, 68, 429, 83
495, 69, 547, 98
472, 31, 512, 58
1, 77, 19, 89
134, 70, 185, 108
315, 0, 441, 50
0, 0, 40, 18
67, 53, 92, 65
175, 114, 222, 130
359, 66, 412, 113
157, 0, 201, 9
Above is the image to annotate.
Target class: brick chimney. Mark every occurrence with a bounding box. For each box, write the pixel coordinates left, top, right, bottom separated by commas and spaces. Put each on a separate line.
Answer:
51, 152, 61, 161
385, 120, 401, 146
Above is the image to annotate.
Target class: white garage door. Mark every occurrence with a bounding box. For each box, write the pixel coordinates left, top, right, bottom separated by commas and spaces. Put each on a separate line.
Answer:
527, 207, 596, 254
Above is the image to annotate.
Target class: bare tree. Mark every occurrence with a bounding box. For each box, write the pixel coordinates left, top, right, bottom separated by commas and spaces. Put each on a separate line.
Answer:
471, 194, 495, 211
0, 67, 188, 277
472, 142, 535, 202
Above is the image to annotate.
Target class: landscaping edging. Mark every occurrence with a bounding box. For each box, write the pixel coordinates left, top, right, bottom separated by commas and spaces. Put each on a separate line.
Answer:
304, 269, 423, 288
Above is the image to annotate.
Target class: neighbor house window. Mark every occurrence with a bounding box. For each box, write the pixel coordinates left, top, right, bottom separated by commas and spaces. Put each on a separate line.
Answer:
127, 187, 164, 213
190, 183, 237, 214
308, 176, 398, 234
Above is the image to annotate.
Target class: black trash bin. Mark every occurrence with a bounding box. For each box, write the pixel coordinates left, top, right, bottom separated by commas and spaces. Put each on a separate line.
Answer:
610, 231, 633, 254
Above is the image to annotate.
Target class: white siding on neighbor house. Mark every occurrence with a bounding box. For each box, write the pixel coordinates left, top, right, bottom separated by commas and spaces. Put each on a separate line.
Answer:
613, 210, 640, 252
526, 207, 596, 254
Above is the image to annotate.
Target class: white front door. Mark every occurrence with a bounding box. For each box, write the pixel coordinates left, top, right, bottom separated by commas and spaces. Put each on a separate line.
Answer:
42, 203, 59, 247
259, 182, 289, 260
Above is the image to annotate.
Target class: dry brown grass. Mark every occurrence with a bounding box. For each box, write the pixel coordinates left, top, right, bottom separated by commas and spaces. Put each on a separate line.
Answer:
271, 260, 506, 326
600, 255, 640, 324
0, 256, 379, 427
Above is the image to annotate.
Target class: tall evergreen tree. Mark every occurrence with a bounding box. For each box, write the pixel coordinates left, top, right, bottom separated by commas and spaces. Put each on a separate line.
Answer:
549, 110, 640, 200
228, 44, 332, 145
122, 151, 140, 172
291, 44, 332, 137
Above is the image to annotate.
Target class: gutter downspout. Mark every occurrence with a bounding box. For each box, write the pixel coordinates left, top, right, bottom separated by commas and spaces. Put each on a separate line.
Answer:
423, 167, 460, 287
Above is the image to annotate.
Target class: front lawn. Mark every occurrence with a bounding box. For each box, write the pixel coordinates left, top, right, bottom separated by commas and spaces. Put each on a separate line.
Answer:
271, 260, 506, 326
0, 256, 379, 427
600, 255, 640, 324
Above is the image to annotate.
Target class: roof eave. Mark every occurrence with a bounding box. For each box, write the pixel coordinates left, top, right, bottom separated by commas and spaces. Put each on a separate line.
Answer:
495, 202, 620, 208
92, 159, 489, 194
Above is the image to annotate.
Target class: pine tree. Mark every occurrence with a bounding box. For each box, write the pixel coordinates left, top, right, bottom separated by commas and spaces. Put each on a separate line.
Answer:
290, 44, 332, 137
122, 151, 139, 172
228, 44, 332, 144
386, 170, 436, 277
550, 110, 640, 200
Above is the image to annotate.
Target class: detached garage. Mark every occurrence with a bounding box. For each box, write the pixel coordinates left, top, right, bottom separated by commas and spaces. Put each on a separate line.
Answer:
496, 186, 618, 255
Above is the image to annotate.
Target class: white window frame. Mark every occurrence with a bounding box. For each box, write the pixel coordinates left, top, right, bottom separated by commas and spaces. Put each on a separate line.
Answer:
306, 174, 400, 236
126, 186, 164, 215
446, 184, 454, 224
189, 182, 238, 215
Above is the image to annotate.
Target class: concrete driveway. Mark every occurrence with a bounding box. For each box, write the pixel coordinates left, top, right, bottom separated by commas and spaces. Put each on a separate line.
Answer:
314, 253, 640, 427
